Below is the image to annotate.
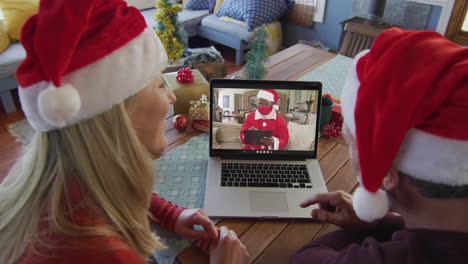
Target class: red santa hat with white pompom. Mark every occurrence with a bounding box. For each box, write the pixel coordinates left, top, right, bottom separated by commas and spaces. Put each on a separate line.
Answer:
16, 0, 167, 131
257, 89, 280, 111
341, 28, 468, 222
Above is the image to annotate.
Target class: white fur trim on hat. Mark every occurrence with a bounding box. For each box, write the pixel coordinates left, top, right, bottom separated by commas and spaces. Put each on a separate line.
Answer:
38, 84, 81, 128
394, 128, 468, 186
353, 186, 390, 222
340, 49, 369, 137
273, 105, 279, 111
19, 27, 167, 131
257, 90, 275, 103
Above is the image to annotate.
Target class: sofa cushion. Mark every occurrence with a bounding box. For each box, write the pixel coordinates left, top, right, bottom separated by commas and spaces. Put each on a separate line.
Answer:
213, 122, 242, 143
178, 9, 210, 29
0, 0, 39, 41
0, 42, 26, 78
216, 0, 292, 31
286, 118, 316, 151
140, 8, 209, 31
201, 14, 255, 42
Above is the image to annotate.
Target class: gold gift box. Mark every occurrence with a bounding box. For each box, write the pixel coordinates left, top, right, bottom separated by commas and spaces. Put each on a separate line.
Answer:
163, 69, 209, 114
189, 101, 209, 121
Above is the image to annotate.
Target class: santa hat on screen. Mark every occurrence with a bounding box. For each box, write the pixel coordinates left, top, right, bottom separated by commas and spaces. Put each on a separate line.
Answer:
15, 0, 167, 131
257, 89, 280, 111
341, 28, 468, 222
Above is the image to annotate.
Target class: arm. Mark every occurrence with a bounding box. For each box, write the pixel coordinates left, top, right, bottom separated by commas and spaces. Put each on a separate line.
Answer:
240, 113, 253, 145
272, 115, 289, 150
149, 192, 186, 232
290, 214, 404, 264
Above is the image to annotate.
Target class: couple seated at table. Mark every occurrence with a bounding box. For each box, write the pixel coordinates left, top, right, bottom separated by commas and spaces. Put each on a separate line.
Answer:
2, 1, 467, 264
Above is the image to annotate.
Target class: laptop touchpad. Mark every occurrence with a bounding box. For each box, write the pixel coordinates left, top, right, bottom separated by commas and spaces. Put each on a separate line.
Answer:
249, 192, 288, 213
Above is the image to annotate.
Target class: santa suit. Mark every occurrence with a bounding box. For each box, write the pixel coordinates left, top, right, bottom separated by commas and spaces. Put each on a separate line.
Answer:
240, 109, 289, 150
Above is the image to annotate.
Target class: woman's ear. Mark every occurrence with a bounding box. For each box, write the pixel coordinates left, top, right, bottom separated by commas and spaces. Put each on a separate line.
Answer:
382, 168, 400, 191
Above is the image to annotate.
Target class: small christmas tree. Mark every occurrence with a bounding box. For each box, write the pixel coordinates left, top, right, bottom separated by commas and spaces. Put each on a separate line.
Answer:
153, 0, 188, 61
243, 25, 269, 80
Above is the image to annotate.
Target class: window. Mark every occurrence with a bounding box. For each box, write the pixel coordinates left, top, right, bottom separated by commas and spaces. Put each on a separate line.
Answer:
295, 0, 326, 23
445, 0, 468, 45
223, 95, 229, 108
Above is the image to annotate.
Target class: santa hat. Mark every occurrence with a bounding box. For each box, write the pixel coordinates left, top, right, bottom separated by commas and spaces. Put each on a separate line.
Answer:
341, 28, 468, 222
16, 0, 167, 131
257, 89, 279, 111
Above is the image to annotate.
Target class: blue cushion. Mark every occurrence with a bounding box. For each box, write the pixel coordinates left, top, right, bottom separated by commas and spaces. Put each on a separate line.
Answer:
216, 0, 293, 31
185, 0, 209, 10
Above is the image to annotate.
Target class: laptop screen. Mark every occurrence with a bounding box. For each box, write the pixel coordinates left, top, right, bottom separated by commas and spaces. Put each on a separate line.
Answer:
210, 79, 322, 159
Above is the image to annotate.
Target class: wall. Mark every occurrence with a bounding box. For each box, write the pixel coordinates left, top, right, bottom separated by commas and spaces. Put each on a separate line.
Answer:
282, 0, 443, 51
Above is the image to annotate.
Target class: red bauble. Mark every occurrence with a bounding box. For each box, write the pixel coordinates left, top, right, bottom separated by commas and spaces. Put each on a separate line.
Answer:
172, 114, 187, 131
176, 67, 193, 83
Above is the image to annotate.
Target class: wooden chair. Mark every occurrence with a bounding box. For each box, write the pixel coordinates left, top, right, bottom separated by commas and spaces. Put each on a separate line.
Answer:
339, 17, 392, 58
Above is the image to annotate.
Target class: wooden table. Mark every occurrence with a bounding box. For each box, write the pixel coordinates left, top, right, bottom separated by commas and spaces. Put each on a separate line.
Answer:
158, 44, 359, 263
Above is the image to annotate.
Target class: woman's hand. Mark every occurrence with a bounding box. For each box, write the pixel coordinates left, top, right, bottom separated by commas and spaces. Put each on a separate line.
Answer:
210, 226, 249, 264
300, 191, 377, 229
174, 209, 218, 243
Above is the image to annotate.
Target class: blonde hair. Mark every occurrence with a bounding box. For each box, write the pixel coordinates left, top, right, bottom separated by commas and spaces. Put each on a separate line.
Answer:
0, 96, 164, 264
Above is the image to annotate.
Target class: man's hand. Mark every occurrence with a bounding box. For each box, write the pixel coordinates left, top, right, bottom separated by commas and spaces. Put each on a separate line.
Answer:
300, 191, 377, 229
174, 209, 218, 245
261, 136, 274, 146
209, 226, 249, 264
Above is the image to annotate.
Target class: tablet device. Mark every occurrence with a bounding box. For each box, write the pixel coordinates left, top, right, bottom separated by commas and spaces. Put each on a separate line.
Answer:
243, 130, 273, 145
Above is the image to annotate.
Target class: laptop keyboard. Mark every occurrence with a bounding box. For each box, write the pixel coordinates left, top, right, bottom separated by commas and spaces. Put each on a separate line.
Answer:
220, 163, 312, 188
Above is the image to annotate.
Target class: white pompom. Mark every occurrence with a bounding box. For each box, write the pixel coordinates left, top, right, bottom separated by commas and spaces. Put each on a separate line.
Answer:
38, 84, 81, 128
273, 105, 279, 111
352, 186, 389, 222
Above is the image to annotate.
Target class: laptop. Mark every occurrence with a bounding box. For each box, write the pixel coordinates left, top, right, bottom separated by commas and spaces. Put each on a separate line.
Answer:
204, 79, 328, 218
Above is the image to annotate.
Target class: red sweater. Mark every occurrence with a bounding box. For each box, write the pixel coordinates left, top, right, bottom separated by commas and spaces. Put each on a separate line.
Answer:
19, 193, 185, 264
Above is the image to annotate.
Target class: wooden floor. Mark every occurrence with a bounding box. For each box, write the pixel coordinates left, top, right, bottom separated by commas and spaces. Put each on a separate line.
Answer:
0, 45, 243, 184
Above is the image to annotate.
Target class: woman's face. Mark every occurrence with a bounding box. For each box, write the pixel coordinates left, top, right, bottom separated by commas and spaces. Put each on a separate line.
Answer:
129, 74, 176, 155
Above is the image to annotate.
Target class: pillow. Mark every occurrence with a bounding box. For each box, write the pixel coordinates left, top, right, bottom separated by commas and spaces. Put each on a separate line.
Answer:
208, 0, 216, 12
216, 0, 291, 31
185, 0, 209, 10
0, 0, 39, 41
286, 122, 316, 151
0, 21, 11, 54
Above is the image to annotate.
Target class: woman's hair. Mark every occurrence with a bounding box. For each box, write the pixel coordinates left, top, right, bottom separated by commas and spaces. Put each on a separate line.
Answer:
0, 94, 164, 264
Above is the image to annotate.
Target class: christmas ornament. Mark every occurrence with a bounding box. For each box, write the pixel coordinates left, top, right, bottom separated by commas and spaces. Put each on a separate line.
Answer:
153, 0, 187, 61
172, 114, 187, 131
243, 24, 269, 80
176, 67, 193, 82
320, 122, 341, 139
